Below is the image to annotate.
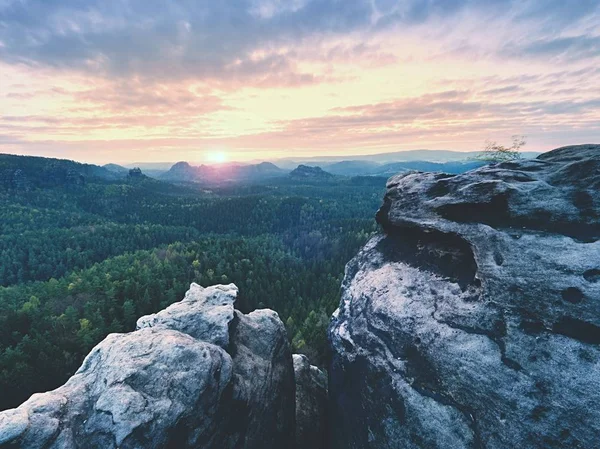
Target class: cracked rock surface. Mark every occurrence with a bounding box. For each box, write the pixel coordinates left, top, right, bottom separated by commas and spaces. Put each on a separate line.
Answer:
0, 283, 295, 449
328, 145, 600, 449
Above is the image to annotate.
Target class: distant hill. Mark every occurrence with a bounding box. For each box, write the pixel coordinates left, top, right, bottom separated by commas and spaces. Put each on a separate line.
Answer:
123, 149, 543, 174
0, 153, 203, 197
323, 160, 382, 176
161, 161, 198, 182
275, 149, 542, 168
120, 162, 170, 178
122, 149, 543, 176
103, 163, 129, 175
289, 165, 334, 180
0, 153, 122, 191
157, 157, 497, 185
124, 162, 175, 171
310, 159, 487, 176
375, 160, 487, 176
161, 161, 287, 184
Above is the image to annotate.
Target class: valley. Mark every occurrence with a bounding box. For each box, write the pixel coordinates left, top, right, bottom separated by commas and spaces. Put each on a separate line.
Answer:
0, 153, 386, 410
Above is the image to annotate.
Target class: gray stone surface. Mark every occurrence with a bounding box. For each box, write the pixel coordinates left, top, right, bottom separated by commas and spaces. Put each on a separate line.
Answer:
136, 282, 238, 347
294, 354, 328, 449
225, 309, 296, 449
0, 283, 295, 449
329, 145, 600, 449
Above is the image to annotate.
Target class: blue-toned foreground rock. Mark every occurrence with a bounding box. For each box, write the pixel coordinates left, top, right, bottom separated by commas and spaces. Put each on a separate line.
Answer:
0, 283, 295, 449
329, 145, 600, 449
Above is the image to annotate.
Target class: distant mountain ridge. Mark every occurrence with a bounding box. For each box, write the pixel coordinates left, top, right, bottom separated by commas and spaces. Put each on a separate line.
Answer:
160, 161, 287, 184
127, 149, 543, 174
103, 163, 129, 174
145, 158, 516, 184
273, 149, 542, 168
1, 149, 543, 189
322, 159, 487, 176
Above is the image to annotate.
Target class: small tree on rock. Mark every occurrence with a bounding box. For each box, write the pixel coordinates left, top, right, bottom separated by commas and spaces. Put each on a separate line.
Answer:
477, 135, 526, 162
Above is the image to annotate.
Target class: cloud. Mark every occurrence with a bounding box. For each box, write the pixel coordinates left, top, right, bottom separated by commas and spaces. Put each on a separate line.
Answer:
0, 0, 370, 80
515, 0, 600, 27
480, 85, 521, 96
1, 0, 598, 82
516, 35, 600, 60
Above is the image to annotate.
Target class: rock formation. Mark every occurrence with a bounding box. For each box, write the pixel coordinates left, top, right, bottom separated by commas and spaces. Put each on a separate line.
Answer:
161, 161, 286, 184
329, 145, 600, 448
0, 283, 295, 449
127, 167, 144, 180
294, 354, 328, 449
289, 164, 334, 180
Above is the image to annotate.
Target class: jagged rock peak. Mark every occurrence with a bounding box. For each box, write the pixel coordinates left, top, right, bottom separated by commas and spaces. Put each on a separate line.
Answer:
0, 283, 295, 449
329, 145, 600, 449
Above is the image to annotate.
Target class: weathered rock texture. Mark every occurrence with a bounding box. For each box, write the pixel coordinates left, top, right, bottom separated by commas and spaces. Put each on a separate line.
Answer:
0, 283, 295, 449
329, 145, 600, 449
294, 354, 328, 449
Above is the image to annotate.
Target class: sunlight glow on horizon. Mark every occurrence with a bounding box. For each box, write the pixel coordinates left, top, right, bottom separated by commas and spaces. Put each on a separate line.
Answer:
205, 151, 229, 164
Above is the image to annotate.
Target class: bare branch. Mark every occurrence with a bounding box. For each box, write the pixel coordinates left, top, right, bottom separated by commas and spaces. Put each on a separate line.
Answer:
476, 135, 526, 162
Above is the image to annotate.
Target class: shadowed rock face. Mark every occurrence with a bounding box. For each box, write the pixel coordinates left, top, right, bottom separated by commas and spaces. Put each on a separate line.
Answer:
294, 354, 328, 449
329, 145, 600, 449
0, 284, 295, 449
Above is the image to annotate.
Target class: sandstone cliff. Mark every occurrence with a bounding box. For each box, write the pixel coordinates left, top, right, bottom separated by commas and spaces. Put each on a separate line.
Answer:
329, 145, 600, 448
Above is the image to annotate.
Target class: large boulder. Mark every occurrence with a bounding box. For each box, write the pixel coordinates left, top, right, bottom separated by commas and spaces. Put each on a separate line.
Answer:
0, 283, 295, 449
329, 145, 600, 448
293, 354, 328, 449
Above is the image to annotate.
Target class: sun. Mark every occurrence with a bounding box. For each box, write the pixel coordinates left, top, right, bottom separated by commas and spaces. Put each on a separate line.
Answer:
206, 151, 228, 164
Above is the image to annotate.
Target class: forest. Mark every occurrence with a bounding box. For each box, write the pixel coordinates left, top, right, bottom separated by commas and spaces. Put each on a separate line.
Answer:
0, 157, 384, 410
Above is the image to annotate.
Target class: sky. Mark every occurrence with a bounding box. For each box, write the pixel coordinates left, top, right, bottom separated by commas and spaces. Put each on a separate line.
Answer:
0, 0, 599, 165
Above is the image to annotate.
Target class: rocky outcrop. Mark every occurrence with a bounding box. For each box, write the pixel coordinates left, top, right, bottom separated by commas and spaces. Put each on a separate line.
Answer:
0, 169, 32, 191
127, 167, 144, 180
0, 283, 295, 449
329, 145, 600, 448
294, 354, 328, 449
